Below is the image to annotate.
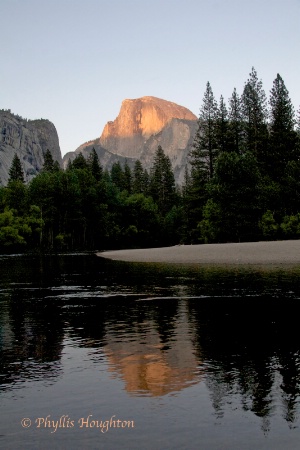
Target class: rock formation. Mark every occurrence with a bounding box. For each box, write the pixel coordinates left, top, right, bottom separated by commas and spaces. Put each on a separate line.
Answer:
63, 96, 198, 184
0, 110, 62, 185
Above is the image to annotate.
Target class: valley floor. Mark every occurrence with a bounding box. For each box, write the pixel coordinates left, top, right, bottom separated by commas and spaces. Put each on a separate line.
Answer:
98, 240, 300, 267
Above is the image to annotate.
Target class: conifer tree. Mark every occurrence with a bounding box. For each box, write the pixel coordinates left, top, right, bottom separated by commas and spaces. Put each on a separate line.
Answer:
216, 95, 229, 153
8, 153, 25, 183
132, 160, 145, 194
87, 148, 102, 181
186, 82, 217, 241
124, 161, 132, 194
228, 88, 244, 153
268, 74, 298, 179
190, 82, 218, 179
149, 146, 176, 215
241, 67, 268, 157
111, 161, 125, 191
296, 107, 300, 134
72, 152, 88, 170
143, 169, 150, 195
42, 149, 55, 172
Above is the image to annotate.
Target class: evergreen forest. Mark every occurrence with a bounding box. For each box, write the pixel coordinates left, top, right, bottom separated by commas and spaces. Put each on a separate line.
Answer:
1, 68, 300, 253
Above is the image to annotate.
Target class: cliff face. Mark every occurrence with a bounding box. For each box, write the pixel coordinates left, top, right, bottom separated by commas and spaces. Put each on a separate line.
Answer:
63, 96, 197, 184
0, 110, 62, 185
100, 96, 197, 160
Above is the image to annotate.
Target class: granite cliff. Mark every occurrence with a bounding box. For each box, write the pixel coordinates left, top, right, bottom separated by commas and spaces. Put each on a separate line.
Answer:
0, 110, 62, 185
63, 96, 198, 184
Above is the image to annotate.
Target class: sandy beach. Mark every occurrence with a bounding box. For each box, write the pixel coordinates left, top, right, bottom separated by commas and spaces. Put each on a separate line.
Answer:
98, 240, 300, 266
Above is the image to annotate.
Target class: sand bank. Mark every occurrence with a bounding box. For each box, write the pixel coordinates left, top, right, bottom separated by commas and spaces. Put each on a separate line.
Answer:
98, 240, 300, 266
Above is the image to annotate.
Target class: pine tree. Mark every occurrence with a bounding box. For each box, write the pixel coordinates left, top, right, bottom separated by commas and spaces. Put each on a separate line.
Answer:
186, 82, 217, 241
132, 160, 145, 194
8, 153, 25, 183
87, 148, 102, 181
270, 74, 295, 132
149, 146, 176, 215
124, 161, 132, 194
216, 95, 229, 153
228, 88, 244, 153
241, 67, 268, 157
296, 107, 300, 134
190, 82, 218, 179
42, 149, 55, 172
111, 161, 125, 191
268, 74, 298, 179
72, 152, 88, 170
143, 169, 150, 195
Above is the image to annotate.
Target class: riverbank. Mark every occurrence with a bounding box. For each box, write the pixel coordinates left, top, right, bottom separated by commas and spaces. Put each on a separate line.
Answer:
98, 240, 300, 266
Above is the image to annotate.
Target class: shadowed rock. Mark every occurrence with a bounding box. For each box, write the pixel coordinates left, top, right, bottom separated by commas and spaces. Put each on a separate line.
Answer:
0, 110, 62, 185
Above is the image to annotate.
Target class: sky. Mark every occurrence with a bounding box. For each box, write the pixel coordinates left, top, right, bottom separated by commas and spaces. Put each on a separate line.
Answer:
1, 0, 300, 157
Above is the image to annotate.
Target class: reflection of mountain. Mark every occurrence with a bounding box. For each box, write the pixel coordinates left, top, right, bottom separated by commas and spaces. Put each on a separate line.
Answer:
2, 254, 300, 431
103, 302, 202, 396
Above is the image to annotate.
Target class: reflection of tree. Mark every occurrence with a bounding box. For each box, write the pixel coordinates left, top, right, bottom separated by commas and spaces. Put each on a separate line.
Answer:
188, 292, 300, 430
151, 299, 179, 346
2, 254, 300, 431
0, 288, 64, 391
279, 352, 300, 426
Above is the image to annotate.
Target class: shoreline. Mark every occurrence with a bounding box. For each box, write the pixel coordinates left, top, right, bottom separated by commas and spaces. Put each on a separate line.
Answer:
97, 240, 300, 266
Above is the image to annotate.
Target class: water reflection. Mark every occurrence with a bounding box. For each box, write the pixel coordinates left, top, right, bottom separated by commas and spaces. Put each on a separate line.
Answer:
103, 300, 201, 396
1, 254, 300, 430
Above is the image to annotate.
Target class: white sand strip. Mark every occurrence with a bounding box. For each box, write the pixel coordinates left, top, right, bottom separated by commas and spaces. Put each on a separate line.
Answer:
98, 240, 300, 265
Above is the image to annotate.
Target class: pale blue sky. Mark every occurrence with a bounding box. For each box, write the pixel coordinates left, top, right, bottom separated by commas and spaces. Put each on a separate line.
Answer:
1, 0, 300, 156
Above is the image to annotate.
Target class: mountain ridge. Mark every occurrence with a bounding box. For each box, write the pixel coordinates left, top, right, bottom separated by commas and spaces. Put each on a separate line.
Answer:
63, 96, 198, 184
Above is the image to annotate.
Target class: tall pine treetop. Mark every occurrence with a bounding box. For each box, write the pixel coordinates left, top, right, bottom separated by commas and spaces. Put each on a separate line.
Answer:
8, 153, 25, 184
190, 82, 218, 178
269, 73, 295, 132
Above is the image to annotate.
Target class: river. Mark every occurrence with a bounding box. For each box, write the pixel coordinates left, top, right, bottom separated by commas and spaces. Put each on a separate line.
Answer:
1, 253, 300, 449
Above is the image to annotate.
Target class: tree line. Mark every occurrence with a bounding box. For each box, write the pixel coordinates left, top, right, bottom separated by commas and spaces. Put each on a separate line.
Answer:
0, 146, 180, 252
0, 67, 300, 252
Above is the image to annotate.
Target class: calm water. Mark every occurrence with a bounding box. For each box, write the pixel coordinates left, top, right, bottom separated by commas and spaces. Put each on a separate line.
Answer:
1, 253, 300, 449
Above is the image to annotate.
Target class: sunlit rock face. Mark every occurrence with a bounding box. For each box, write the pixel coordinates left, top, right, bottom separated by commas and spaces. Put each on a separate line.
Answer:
63, 96, 198, 184
100, 96, 197, 159
0, 110, 62, 185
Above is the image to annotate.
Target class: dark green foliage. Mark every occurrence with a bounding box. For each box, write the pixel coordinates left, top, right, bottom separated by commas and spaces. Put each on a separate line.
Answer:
149, 146, 177, 216
259, 210, 278, 239
5, 181, 28, 214
87, 148, 102, 181
280, 214, 300, 238
216, 95, 229, 153
121, 193, 160, 247
132, 160, 145, 194
241, 67, 268, 158
267, 74, 298, 180
183, 164, 209, 243
206, 151, 261, 242
124, 161, 132, 194
71, 152, 88, 170
8, 154, 24, 183
191, 82, 218, 179
281, 160, 300, 214
42, 150, 55, 172
111, 161, 126, 191
227, 88, 244, 153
